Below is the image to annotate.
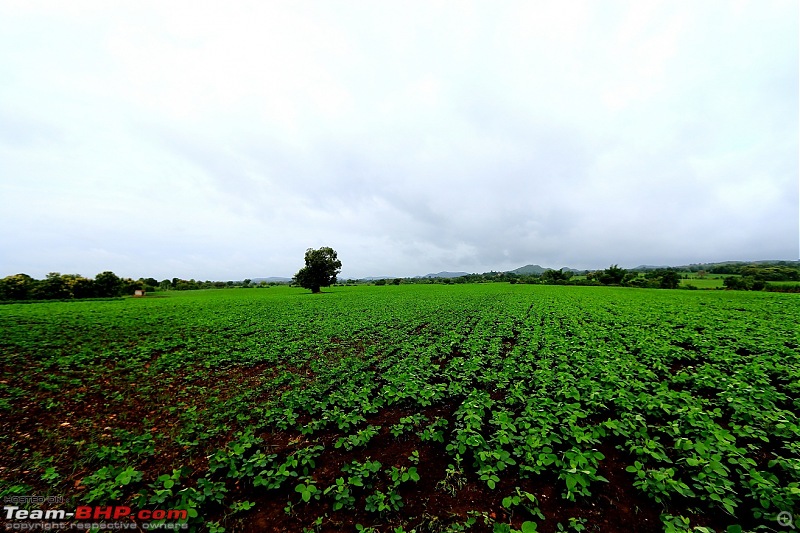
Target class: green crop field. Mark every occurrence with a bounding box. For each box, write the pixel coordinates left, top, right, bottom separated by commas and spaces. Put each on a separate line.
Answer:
767, 281, 800, 287
679, 279, 724, 289
2, 285, 799, 532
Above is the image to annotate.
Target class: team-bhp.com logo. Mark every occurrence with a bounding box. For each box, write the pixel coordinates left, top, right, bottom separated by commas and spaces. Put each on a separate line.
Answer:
3, 503, 188, 530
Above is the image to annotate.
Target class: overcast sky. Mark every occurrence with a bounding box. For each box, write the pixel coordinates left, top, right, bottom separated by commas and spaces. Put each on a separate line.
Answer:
1, 1, 797, 280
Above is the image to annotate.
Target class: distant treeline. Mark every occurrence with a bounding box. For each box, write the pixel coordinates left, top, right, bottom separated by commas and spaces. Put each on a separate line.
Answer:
720, 267, 800, 292
157, 278, 276, 291
362, 263, 800, 292
358, 266, 683, 289
0, 273, 267, 302
0, 272, 136, 301
3, 263, 799, 302
684, 261, 800, 277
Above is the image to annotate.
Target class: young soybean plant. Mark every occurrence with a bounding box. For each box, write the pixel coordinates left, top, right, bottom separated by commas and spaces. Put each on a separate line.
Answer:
294, 479, 320, 503
364, 458, 421, 515
502, 487, 544, 521
323, 477, 356, 511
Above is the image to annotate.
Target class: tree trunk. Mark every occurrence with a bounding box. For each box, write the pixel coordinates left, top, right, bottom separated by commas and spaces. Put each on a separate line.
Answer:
311, 286, 320, 294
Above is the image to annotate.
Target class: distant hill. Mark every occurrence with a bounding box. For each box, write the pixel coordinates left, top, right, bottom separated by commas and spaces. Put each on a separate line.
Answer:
630, 265, 671, 271
419, 271, 470, 279
510, 264, 547, 275
509, 264, 584, 275
633, 260, 800, 271
675, 259, 799, 269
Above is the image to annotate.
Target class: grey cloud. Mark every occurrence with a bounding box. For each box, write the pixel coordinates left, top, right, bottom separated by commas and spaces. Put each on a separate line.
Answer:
1, 2, 797, 279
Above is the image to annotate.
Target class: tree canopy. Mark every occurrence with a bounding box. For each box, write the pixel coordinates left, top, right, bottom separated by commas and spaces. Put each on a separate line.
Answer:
293, 247, 342, 294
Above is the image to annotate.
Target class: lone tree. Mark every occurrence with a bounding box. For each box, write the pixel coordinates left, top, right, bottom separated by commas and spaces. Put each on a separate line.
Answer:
293, 247, 342, 293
